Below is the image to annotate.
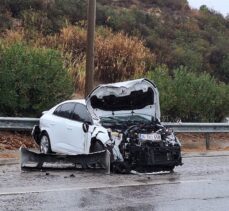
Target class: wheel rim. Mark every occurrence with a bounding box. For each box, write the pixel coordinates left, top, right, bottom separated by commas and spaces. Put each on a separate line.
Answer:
40, 135, 49, 154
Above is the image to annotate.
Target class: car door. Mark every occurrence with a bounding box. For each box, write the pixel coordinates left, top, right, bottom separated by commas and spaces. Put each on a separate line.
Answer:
51, 102, 75, 153
66, 103, 93, 154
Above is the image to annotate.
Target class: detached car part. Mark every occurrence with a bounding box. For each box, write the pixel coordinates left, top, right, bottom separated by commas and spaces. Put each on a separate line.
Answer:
20, 147, 110, 174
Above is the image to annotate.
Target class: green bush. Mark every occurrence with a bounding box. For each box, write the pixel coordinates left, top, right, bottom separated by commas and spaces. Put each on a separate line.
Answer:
147, 66, 229, 122
145, 66, 176, 119
0, 43, 73, 117
21, 9, 57, 35
3, 0, 43, 17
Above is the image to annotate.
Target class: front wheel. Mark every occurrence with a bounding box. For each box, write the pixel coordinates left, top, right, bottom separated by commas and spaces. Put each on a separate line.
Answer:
89, 140, 105, 169
160, 165, 175, 172
166, 165, 175, 172
40, 133, 52, 154
90, 140, 105, 153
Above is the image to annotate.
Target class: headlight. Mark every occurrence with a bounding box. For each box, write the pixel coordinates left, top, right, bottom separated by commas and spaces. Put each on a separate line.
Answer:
165, 133, 181, 146
105, 130, 123, 145
110, 131, 123, 144
166, 133, 175, 141
105, 139, 114, 146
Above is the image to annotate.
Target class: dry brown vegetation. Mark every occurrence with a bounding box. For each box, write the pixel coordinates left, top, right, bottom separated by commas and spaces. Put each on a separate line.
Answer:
2, 26, 154, 93
0, 132, 36, 151
95, 28, 154, 83
35, 26, 154, 91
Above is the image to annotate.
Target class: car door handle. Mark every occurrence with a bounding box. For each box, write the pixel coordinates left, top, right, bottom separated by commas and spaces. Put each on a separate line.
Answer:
67, 127, 72, 130
50, 123, 56, 126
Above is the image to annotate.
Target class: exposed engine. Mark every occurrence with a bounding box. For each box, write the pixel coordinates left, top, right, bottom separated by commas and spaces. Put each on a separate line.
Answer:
102, 120, 182, 173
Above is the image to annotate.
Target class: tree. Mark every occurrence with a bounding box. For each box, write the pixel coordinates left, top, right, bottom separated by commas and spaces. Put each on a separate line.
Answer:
0, 43, 73, 116
147, 66, 229, 122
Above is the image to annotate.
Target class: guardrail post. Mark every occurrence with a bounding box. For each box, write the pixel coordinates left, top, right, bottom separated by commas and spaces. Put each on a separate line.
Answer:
205, 133, 210, 150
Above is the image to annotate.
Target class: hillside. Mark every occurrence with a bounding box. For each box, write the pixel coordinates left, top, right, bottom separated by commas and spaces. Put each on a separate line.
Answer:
0, 0, 228, 83
97, 0, 229, 83
0, 0, 228, 121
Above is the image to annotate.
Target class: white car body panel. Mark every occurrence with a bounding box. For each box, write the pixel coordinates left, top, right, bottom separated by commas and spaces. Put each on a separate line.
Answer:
91, 126, 110, 144
39, 100, 110, 155
64, 119, 85, 154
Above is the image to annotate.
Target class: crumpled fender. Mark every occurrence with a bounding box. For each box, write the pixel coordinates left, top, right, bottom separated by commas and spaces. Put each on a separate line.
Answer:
88, 125, 124, 162
89, 126, 110, 145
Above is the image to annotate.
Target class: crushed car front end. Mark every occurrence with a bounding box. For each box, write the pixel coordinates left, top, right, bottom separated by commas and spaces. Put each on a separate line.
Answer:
86, 78, 182, 173
101, 116, 182, 173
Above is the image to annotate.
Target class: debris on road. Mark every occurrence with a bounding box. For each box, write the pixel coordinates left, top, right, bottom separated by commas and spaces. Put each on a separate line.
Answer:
20, 147, 111, 174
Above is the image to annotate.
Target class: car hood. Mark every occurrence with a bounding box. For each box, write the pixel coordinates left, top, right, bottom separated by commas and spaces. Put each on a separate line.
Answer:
86, 78, 161, 121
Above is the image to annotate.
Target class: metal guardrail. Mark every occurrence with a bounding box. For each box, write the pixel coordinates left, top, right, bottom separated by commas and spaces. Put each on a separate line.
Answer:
163, 123, 229, 133
0, 117, 39, 131
0, 117, 228, 133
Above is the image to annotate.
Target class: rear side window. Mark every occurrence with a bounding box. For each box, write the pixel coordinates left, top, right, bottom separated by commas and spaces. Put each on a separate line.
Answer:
72, 103, 93, 124
53, 103, 75, 119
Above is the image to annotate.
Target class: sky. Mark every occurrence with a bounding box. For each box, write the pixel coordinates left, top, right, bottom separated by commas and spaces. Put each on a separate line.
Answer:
188, 0, 229, 16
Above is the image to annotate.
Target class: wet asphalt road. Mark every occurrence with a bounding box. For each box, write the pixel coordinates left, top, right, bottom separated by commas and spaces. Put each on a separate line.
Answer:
1, 152, 229, 211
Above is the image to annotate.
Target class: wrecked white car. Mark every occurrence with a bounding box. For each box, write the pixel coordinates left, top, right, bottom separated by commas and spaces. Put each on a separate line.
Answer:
33, 78, 182, 173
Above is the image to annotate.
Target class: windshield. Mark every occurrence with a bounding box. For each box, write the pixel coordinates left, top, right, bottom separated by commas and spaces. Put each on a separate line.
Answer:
100, 115, 152, 126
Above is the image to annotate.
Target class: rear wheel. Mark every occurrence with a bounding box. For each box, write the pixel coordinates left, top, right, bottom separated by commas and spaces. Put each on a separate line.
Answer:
40, 133, 51, 154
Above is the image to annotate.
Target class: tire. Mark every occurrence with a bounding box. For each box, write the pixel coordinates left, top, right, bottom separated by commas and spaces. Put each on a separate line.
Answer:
89, 140, 105, 169
112, 161, 131, 174
40, 133, 52, 154
90, 140, 105, 153
164, 165, 175, 172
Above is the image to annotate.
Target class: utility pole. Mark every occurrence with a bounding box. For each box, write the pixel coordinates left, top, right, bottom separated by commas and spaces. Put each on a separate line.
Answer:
85, 0, 96, 97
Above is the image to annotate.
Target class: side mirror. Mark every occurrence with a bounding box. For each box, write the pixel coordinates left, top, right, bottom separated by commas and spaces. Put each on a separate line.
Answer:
82, 122, 89, 133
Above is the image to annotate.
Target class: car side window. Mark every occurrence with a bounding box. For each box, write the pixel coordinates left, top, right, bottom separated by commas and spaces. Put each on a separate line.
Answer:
53, 103, 75, 119
72, 103, 93, 124
53, 105, 62, 116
